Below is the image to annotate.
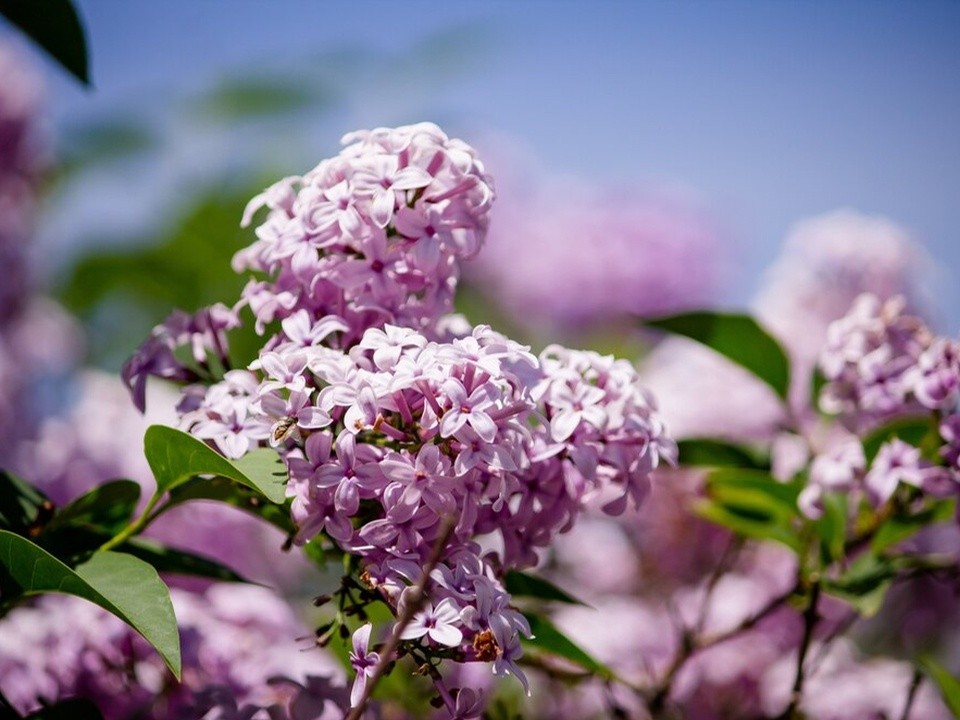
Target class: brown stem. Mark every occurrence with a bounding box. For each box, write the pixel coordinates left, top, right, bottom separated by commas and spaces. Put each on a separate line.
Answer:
648, 583, 798, 714
778, 582, 821, 720
345, 518, 456, 720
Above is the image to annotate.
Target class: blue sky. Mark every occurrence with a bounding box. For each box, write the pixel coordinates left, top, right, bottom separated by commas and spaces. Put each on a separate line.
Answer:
21, 0, 960, 324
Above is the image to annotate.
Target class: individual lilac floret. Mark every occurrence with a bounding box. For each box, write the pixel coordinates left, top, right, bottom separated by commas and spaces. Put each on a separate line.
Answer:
400, 598, 464, 647
798, 439, 866, 520
348, 623, 381, 708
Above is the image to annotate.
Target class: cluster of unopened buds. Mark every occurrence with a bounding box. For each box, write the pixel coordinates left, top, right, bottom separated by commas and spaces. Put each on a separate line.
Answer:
799, 293, 960, 518
125, 122, 675, 708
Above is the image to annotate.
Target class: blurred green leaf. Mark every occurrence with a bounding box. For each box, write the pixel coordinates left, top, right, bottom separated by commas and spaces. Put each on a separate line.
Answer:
522, 612, 614, 679
862, 417, 940, 464
677, 439, 768, 470
696, 469, 803, 552
44, 480, 140, 536
644, 311, 790, 401
505, 571, 588, 606
0, 469, 52, 536
189, 78, 319, 121
57, 120, 156, 179
815, 491, 848, 563
0, 0, 89, 85
120, 537, 249, 584
919, 656, 960, 718
871, 498, 957, 555
0, 531, 180, 677
144, 425, 287, 503
822, 552, 895, 617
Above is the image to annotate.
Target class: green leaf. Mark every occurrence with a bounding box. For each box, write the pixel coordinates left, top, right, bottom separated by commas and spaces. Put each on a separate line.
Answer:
696, 469, 803, 552
822, 552, 895, 617
0, 469, 53, 536
25, 698, 104, 720
815, 491, 848, 563
504, 571, 588, 606
918, 656, 960, 718
144, 425, 287, 504
521, 612, 614, 679
871, 498, 957, 555
0, 0, 89, 85
165, 476, 294, 533
0, 531, 180, 677
707, 469, 803, 509
862, 417, 940, 464
119, 538, 249, 583
44, 480, 141, 536
677, 439, 768, 470
645, 311, 790, 401
188, 78, 318, 121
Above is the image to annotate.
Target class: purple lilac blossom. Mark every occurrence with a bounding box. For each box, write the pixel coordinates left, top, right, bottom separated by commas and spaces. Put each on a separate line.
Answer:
126, 124, 676, 697
467, 160, 726, 331
0, 585, 348, 720
755, 209, 933, 406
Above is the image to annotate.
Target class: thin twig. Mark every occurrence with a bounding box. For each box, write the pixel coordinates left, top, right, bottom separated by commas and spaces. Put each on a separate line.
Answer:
898, 668, 923, 720
345, 517, 456, 720
648, 582, 798, 714
778, 582, 820, 720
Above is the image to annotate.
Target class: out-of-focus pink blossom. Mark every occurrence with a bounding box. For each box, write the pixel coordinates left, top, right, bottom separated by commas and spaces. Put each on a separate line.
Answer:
469, 171, 726, 331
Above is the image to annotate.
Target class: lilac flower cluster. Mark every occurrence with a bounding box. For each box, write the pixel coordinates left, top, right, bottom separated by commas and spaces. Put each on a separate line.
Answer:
0, 586, 348, 720
126, 124, 674, 703
796, 293, 960, 518
233, 122, 493, 344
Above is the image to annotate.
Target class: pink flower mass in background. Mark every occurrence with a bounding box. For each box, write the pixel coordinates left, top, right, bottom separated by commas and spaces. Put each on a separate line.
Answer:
2, 6, 960, 720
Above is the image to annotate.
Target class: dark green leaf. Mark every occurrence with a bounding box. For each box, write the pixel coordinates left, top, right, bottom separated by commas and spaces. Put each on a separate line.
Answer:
810, 367, 828, 411
522, 612, 614, 679
0, 0, 89, 85
120, 538, 249, 583
678, 439, 768, 470
44, 480, 140, 536
862, 417, 940, 464
822, 552, 895, 617
25, 698, 104, 720
504, 571, 588, 606
872, 498, 957, 554
166, 476, 294, 533
645, 311, 790, 401
815, 491, 848, 563
918, 656, 960, 718
0, 531, 180, 677
0, 470, 52, 536
144, 425, 287, 503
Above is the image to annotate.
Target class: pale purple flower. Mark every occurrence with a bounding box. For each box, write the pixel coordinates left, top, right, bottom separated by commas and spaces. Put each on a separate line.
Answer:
348, 623, 380, 708
400, 598, 464, 647
865, 439, 926, 505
